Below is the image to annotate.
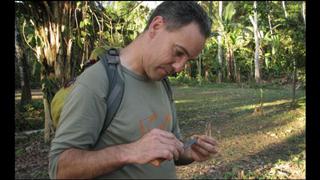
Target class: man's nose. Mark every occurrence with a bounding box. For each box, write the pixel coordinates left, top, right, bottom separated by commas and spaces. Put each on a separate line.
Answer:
172, 57, 188, 73
172, 63, 184, 73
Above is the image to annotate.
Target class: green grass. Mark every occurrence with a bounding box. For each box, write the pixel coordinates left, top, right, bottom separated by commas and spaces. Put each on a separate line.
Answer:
14, 83, 305, 179
174, 83, 305, 179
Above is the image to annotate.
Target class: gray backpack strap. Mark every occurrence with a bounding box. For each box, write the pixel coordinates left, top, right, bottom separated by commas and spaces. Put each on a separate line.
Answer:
98, 48, 125, 133
162, 77, 173, 102
162, 77, 177, 133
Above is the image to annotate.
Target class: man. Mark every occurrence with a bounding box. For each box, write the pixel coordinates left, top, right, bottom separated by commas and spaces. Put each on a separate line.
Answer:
49, 2, 218, 179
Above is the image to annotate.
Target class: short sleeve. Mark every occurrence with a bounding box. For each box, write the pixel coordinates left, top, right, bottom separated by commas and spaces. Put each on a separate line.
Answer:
48, 82, 107, 179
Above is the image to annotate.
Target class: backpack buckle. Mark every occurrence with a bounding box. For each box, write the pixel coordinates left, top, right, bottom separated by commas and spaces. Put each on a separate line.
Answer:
108, 48, 119, 56
106, 48, 120, 64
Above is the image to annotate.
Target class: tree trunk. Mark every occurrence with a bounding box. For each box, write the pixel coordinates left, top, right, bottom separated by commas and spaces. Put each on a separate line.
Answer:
226, 49, 231, 81
231, 50, 235, 82
267, 2, 275, 65
282, 1, 288, 18
71, 45, 79, 78
41, 69, 54, 143
250, 1, 261, 84
226, 47, 235, 82
217, 1, 223, 83
236, 66, 241, 83
291, 58, 297, 106
19, 49, 32, 107
64, 38, 73, 83
302, 1, 306, 25
267, 14, 273, 35
184, 63, 192, 78
27, 1, 77, 88
208, 1, 213, 17
17, 1, 86, 142
234, 54, 240, 83
198, 50, 203, 80
43, 97, 52, 143
15, 18, 31, 108
207, 1, 213, 83
205, 69, 209, 81
267, 1, 274, 36
250, 58, 254, 82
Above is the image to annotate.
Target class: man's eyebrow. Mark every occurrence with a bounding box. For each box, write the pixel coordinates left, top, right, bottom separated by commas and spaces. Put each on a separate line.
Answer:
175, 44, 191, 59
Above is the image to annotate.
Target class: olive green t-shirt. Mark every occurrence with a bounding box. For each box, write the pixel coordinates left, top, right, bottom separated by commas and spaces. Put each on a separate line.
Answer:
48, 60, 182, 179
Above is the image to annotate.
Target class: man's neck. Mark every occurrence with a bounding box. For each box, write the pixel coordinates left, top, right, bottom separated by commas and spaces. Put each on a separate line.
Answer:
119, 34, 146, 76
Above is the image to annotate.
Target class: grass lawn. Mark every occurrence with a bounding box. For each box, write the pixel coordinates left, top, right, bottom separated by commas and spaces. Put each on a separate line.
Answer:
15, 83, 305, 179
174, 83, 305, 179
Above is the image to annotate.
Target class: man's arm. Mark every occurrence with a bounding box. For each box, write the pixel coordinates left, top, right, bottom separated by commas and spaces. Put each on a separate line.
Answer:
56, 128, 184, 179
56, 143, 132, 179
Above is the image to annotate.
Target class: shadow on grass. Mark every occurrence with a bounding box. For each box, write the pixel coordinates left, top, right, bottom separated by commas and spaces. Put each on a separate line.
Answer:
193, 129, 305, 179
175, 86, 305, 179
213, 99, 305, 139
176, 91, 305, 139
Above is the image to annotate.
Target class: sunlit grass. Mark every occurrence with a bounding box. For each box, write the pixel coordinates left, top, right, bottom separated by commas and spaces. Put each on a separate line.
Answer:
174, 84, 305, 179
174, 99, 197, 104
233, 99, 291, 111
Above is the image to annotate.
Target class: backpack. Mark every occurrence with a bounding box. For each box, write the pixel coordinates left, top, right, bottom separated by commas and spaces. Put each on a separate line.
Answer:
50, 48, 175, 136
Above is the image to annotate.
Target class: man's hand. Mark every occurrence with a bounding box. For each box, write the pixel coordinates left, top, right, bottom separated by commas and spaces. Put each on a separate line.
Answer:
185, 135, 218, 162
127, 128, 184, 166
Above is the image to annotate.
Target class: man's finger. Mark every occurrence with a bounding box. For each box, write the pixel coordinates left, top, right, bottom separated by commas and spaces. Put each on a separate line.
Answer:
152, 128, 176, 139
197, 135, 218, 146
197, 138, 218, 153
192, 144, 210, 157
191, 145, 210, 161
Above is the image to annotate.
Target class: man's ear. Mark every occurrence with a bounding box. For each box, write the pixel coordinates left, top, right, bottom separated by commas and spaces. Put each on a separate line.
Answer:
147, 16, 166, 38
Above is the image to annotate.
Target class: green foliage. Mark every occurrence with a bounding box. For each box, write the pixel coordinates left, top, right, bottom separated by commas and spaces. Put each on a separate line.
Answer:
16, 1, 305, 94
41, 76, 60, 103
223, 171, 237, 179
223, 3, 236, 23
100, 1, 150, 47
15, 100, 44, 132
15, 147, 25, 157
168, 73, 198, 86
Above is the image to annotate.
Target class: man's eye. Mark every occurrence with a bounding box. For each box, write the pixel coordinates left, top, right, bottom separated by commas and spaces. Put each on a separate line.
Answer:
175, 51, 184, 57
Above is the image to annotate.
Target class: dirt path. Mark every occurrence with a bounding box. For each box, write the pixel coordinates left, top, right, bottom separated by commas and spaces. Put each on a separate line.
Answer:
15, 132, 50, 179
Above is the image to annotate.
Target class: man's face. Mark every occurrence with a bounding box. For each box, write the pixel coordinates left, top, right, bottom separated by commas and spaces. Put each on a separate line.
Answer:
143, 17, 206, 81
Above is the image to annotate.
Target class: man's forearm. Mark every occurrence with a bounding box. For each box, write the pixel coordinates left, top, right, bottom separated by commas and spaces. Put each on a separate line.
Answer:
56, 143, 132, 179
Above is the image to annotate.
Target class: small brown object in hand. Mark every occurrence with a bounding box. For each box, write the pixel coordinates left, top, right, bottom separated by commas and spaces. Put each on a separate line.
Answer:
149, 158, 166, 167
149, 138, 197, 167
205, 121, 212, 137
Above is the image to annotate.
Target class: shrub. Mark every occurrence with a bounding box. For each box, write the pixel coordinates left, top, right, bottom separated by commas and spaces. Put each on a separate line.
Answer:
15, 100, 44, 132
